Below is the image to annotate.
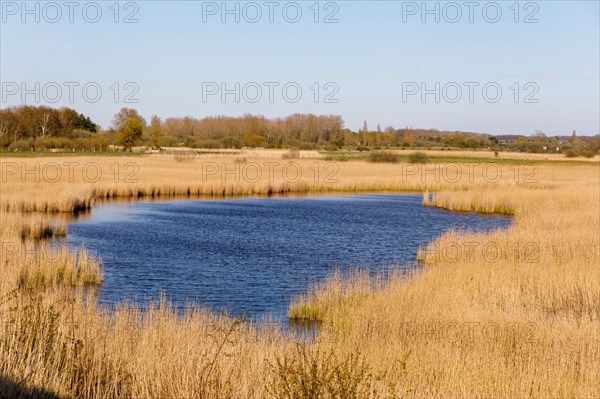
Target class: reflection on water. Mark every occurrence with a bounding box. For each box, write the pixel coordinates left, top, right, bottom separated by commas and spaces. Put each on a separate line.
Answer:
64, 194, 512, 323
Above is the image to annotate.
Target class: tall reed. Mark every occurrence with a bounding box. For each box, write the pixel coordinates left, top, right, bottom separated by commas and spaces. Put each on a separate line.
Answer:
0, 155, 598, 397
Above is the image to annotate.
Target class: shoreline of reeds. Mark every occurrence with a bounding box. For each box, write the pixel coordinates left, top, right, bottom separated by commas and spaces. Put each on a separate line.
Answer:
1, 156, 598, 398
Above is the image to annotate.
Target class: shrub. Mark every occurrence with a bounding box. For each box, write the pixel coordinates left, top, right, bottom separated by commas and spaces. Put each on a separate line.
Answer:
581, 150, 596, 158
299, 142, 317, 150
194, 139, 222, 149
73, 137, 95, 150
564, 148, 596, 159
91, 134, 108, 150
369, 151, 399, 163
283, 148, 301, 159
268, 345, 375, 399
222, 136, 243, 149
34, 136, 62, 150
234, 157, 247, 164
8, 139, 34, 152
158, 135, 179, 147
243, 134, 266, 148
408, 151, 429, 164
356, 146, 370, 152
564, 149, 578, 158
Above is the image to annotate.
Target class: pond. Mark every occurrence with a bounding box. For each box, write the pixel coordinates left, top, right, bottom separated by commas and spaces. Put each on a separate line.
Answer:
65, 194, 512, 320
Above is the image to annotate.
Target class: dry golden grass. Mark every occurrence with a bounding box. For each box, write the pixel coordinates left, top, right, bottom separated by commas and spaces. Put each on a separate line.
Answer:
157, 147, 324, 159
2, 153, 588, 213
0, 213, 102, 290
288, 173, 600, 398
393, 148, 599, 162
0, 153, 599, 398
131, 147, 600, 162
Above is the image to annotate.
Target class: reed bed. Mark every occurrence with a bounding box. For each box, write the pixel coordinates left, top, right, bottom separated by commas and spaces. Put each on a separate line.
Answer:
0, 212, 103, 292
288, 182, 600, 398
1, 155, 564, 214
19, 220, 67, 239
0, 292, 301, 398
0, 154, 599, 398
288, 268, 412, 322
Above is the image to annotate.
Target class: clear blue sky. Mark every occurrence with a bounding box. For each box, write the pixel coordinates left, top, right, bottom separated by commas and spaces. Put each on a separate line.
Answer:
1, 1, 599, 135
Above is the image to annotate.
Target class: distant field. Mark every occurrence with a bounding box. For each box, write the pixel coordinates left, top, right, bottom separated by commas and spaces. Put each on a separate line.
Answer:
2, 147, 597, 163
397, 148, 599, 162
0, 153, 598, 398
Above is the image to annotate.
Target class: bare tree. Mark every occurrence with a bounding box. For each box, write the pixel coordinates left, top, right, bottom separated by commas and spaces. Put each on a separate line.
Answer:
112, 108, 147, 130
39, 113, 51, 137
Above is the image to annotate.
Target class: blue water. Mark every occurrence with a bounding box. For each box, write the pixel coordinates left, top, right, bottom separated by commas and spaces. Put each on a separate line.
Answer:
65, 194, 511, 320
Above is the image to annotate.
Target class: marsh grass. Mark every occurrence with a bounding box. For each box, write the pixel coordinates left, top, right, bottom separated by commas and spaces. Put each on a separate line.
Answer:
1, 155, 599, 398
20, 223, 54, 239
323, 154, 350, 162
286, 183, 599, 397
288, 270, 372, 322
4, 155, 587, 214
288, 269, 409, 324
428, 189, 516, 214
16, 247, 103, 290
2, 213, 102, 291
421, 190, 430, 206
20, 221, 67, 239
173, 153, 196, 163
0, 293, 276, 398
282, 148, 301, 159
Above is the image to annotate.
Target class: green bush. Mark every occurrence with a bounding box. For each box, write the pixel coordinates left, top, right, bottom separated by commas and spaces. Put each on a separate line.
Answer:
581, 150, 596, 158
299, 142, 317, 150
408, 151, 429, 164
158, 135, 179, 147
8, 139, 33, 151
268, 345, 375, 399
564, 149, 578, 158
324, 154, 349, 162
369, 151, 399, 163
243, 134, 266, 148
194, 139, 222, 149
35, 136, 75, 150
222, 136, 243, 149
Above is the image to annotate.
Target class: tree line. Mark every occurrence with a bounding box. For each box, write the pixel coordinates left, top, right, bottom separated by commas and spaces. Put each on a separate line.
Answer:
0, 106, 99, 150
1, 105, 598, 156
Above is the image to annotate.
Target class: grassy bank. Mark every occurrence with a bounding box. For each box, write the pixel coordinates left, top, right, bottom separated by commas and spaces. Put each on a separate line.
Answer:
288, 182, 599, 397
0, 154, 586, 212
0, 153, 598, 398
